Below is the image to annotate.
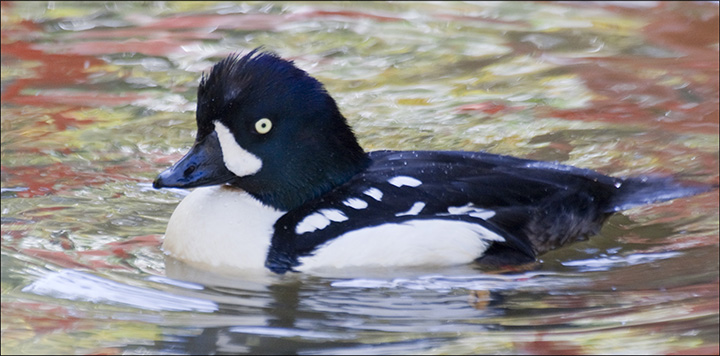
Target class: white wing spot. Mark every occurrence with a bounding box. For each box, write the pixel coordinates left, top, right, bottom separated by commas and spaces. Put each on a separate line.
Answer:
321, 209, 348, 223
396, 202, 426, 217
343, 198, 368, 210
363, 187, 383, 201
447, 203, 495, 220
388, 176, 422, 188
296, 213, 330, 235
295, 209, 348, 235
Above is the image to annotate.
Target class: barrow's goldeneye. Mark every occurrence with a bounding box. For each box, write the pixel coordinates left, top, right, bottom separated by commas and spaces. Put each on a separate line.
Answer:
153, 49, 714, 274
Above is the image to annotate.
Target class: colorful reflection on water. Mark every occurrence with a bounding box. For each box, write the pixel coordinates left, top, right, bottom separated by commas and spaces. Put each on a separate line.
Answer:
1, 1, 718, 354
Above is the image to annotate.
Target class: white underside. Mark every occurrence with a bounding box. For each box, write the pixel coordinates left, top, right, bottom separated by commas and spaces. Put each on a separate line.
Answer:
163, 187, 505, 275
296, 220, 504, 272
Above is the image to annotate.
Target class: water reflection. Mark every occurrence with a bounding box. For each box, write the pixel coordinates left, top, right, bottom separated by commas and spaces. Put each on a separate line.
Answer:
1, 1, 718, 354
23, 269, 218, 312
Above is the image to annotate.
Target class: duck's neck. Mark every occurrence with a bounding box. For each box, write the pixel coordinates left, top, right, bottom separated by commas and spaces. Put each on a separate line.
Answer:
236, 113, 369, 211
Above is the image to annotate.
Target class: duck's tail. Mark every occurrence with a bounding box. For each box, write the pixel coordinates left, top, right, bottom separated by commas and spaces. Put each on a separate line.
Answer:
606, 176, 716, 213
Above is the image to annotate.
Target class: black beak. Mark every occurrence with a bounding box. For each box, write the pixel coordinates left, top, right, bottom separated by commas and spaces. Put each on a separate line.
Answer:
153, 131, 236, 189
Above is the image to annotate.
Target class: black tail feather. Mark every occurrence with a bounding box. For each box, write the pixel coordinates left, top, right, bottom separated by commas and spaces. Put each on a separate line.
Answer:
607, 176, 716, 213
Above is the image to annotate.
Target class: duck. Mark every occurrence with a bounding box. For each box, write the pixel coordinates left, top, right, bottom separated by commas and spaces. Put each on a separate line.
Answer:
153, 48, 714, 275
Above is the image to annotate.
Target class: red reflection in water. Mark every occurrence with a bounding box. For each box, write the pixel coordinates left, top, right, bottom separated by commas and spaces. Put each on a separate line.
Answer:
517, 334, 584, 356
0, 301, 87, 334
560, 4, 718, 133
2, 233, 162, 272
455, 101, 525, 115
0, 2, 717, 354
455, 3, 719, 135
544, 54, 719, 134
1, 36, 145, 109
1, 159, 150, 198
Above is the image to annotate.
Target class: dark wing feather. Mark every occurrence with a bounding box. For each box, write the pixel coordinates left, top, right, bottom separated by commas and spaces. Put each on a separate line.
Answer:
266, 150, 713, 273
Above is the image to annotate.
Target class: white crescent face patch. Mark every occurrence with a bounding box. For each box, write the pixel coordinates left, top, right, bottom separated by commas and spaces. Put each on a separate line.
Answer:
214, 121, 263, 177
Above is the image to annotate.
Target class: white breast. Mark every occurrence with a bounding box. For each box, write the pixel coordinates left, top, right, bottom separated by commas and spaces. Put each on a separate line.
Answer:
162, 186, 285, 273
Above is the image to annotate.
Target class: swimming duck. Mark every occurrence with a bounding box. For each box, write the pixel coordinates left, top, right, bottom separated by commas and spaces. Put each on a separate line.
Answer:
153, 49, 713, 274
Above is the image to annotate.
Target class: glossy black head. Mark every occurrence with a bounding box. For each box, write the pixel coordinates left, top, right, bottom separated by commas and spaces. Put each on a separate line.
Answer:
154, 49, 369, 211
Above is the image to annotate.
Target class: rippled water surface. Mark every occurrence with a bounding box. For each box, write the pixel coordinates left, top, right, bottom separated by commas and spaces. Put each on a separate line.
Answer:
2, 1, 718, 354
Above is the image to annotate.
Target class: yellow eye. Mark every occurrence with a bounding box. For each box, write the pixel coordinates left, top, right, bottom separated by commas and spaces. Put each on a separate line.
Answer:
255, 118, 272, 134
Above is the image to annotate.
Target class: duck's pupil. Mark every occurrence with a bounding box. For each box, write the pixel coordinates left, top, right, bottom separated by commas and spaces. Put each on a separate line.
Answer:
184, 165, 196, 176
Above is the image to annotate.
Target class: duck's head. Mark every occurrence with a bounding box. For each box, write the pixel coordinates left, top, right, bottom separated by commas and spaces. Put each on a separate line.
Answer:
153, 49, 368, 211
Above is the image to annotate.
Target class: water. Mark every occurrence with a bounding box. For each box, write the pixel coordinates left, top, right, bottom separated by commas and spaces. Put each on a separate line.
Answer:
2, 1, 718, 354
